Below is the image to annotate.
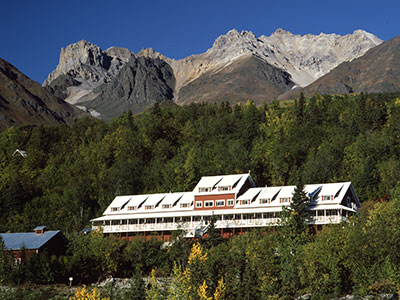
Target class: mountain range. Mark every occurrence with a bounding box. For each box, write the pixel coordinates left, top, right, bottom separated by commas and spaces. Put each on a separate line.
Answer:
2, 28, 400, 125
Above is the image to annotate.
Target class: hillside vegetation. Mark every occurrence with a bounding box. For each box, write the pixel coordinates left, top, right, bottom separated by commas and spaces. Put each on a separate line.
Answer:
1, 92, 400, 233
1, 92, 400, 298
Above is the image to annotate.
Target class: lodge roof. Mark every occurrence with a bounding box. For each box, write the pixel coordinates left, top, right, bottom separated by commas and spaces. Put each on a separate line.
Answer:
0, 230, 61, 251
93, 174, 360, 223
193, 173, 254, 196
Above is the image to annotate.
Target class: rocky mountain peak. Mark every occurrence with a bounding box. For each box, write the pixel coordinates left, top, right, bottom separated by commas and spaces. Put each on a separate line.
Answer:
137, 48, 170, 63
104, 46, 134, 63
43, 41, 134, 105
271, 28, 292, 36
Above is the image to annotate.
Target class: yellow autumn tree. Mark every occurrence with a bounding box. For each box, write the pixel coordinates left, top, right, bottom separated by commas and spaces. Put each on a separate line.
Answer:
146, 269, 164, 300
213, 278, 226, 300
198, 280, 212, 300
168, 242, 225, 300
70, 286, 109, 300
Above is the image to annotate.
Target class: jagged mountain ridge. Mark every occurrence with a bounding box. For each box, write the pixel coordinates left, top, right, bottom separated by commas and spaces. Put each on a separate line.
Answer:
78, 55, 175, 120
43, 29, 382, 119
0, 58, 85, 130
44, 40, 134, 105
278, 35, 400, 99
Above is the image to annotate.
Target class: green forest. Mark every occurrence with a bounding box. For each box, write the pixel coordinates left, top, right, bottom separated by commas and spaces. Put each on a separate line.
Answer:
1, 92, 400, 299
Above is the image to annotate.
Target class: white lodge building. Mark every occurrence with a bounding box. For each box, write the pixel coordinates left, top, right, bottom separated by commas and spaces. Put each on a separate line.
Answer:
91, 174, 360, 241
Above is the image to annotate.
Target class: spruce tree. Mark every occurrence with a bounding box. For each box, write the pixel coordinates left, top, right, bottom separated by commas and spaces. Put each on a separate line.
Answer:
289, 178, 311, 235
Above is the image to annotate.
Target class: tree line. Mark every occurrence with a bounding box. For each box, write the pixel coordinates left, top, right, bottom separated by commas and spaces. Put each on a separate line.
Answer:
1, 92, 400, 298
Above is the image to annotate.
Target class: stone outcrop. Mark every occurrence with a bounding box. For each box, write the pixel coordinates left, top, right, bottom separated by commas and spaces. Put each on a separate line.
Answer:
79, 55, 175, 120
279, 35, 400, 99
44, 40, 134, 104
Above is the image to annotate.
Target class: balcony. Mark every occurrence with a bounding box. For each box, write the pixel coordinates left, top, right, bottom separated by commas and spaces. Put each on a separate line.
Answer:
92, 213, 349, 234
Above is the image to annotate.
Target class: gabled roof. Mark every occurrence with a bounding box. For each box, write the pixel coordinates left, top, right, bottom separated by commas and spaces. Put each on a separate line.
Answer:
125, 195, 148, 209
217, 174, 243, 188
0, 231, 61, 250
193, 173, 254, 196
236, 188, 262, 202
142, 193, 166, 207
277, 186, 296, 199
105, 195, 149, 214
319, 183, 344, 197
105, 195, 133, 213
160, 193, 183, 206
258, 187, 282, 201
155, 192, 192, 211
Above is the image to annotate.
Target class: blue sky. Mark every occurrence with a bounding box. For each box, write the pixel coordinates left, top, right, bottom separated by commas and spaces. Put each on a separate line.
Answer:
1, 0, 399, 84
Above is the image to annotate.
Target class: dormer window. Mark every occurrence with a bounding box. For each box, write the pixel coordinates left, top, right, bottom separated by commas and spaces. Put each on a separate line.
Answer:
260, 198, 271, 204
218, 186, 230, 191
280, 197, 291, 203
128, 206, 137, 211
199, 187, 211, 193
111, 207, 119, 212
240, 199, 249, 205
180, 203, 189, 208
322, 195, 334, 201
145, 205, 154, 210
162, 204, 171, 209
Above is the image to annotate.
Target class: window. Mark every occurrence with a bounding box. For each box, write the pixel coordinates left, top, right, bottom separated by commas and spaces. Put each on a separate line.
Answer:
263, 212, 274, 219
322, 195, 333, 201
13, 258, 22, 266
215, 200, 225, 207
196, 201, 203, 208
180, 203, 189, 208
219, 186, 230, 191
227, 199, 234, 206
240, 199, 249, 205
234, 214, 241, 220
347, 196, 351, 207
162, 204, 171, 209
260, 198, 270, 204
205, 200, 214, 207
199, 187, 210, 193
127, 206, 137, 211
280, 197, 291, 203
111, 207, 119, 212
145, 205, 153, 210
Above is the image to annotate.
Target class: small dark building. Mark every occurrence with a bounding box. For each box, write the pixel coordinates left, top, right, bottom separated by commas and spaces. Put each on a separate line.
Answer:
0, 226, 68, 262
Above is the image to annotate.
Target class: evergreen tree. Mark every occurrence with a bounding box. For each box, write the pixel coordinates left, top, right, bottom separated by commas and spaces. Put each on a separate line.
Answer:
203, 215, 224, 249
289, 178, 311, 235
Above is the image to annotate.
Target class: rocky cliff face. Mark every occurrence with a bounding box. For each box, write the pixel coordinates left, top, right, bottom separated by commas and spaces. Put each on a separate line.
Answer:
185, 28, 381, 89
138, 29, 381, 104
0, 58, 85, 130
79, 56, 175, 120
279, 35, 400, 98
44, 40, 134, 104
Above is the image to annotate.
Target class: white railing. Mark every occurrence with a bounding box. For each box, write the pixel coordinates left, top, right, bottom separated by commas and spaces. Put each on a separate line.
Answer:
95, 215, 347, 234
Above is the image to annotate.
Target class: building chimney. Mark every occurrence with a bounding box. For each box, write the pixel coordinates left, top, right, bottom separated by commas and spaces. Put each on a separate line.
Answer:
33, 226, 47, 234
